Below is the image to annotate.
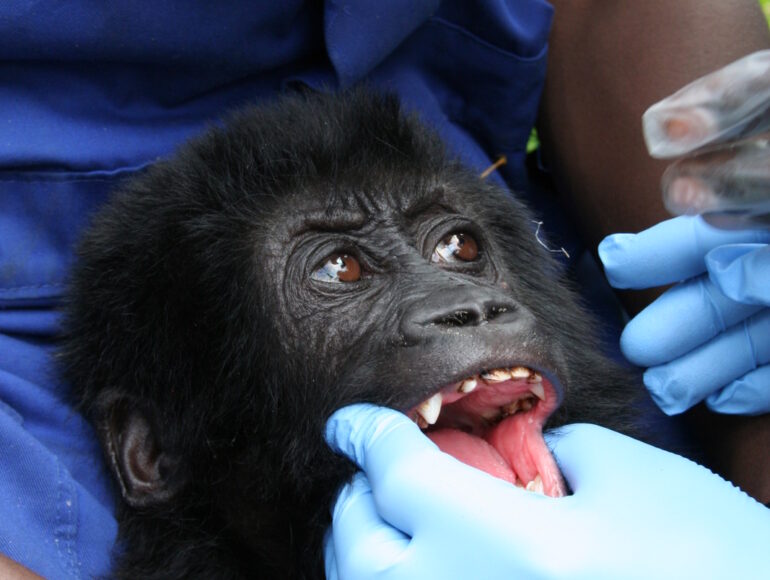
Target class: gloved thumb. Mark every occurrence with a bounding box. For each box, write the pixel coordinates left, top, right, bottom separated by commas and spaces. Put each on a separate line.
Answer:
326, 404, 438, 476
544, 424, 630, 495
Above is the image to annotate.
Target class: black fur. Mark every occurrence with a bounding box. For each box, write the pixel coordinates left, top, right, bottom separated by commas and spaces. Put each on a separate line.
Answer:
60, 90, 640, 578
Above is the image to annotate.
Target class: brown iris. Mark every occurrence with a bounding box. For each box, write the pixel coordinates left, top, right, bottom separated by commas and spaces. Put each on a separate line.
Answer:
312, 253, 362, 283
431, 232, 479, 263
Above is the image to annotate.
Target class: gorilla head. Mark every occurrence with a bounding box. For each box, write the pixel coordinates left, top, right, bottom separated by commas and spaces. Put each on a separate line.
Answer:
61, 90, 638, 578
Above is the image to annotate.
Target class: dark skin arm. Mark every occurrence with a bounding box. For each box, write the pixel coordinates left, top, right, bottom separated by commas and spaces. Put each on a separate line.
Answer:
540, 0, 770, 502
0, 554, 43, 580
542, 0, 769, 268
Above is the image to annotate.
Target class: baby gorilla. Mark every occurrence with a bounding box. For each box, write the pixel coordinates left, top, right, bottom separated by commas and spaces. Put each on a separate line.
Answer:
60, 90, 640, 578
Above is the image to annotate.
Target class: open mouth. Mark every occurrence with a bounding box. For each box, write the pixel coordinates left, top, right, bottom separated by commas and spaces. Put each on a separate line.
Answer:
407, 365, 566, 497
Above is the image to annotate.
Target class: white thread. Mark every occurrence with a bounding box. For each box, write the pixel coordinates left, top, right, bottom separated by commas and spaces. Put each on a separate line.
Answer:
532, 220, 570, 259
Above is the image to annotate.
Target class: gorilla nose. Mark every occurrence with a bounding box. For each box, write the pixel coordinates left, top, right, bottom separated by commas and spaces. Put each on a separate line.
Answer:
400, 286, 524, 341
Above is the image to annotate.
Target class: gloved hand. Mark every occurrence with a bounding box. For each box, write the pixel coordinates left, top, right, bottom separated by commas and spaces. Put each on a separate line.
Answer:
600, 216, 770, 415
643, 50, 770, 228
324, 404, 770, 580
600, 51, 770, 416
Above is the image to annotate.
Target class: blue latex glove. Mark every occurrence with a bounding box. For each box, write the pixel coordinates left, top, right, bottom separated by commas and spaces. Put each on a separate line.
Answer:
599, 215, 770, 415
324, 405, 770, 579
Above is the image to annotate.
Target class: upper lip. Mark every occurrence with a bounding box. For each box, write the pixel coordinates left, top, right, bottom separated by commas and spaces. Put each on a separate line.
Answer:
406, 362, 564, 430
403, 358, 565, 415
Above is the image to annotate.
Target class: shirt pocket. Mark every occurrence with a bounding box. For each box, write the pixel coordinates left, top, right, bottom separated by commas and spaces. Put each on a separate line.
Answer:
0, 169, 142, 308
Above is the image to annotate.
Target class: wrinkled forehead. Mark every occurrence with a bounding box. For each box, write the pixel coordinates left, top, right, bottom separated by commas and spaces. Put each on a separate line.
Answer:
271, 178, 454, 237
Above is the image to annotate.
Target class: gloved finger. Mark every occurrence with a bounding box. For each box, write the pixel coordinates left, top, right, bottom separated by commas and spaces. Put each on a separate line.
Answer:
544, 424, 615, 494
620, 275, 762, 367
329, 472, 410, 578
599, 216, 767, 289
326, 404, 439, 475
326, 404, 473, 535
643, 309, 770, 415
546, 423, 749, 529
643, 50, 770, 158
706, 244, 770, 306
661, 137, 770, 228
706, 365, 770, 415
545, 424, 678, 496
323, 528, 338, 580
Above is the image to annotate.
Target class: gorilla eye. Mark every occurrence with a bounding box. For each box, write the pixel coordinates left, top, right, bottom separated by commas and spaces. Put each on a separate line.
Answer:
311, 254, 362, 283
431, 232, 479, 263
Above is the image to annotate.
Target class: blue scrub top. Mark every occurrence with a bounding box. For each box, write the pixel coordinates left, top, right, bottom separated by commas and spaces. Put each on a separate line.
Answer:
0, 1, 553, 576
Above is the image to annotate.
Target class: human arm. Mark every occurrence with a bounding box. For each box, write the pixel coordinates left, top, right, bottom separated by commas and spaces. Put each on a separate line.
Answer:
324, 405, 770, 579
0, 554, 43, 580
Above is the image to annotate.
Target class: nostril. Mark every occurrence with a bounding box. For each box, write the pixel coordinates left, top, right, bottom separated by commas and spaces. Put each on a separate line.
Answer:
487, 304, 514, 321
430, 302, 514, 328
433, 309, 478, 327
400, 288, 523, 341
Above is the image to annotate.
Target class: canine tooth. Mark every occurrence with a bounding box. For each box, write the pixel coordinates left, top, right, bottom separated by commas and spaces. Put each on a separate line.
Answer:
458, 378, 478, 393
416, 392, 442, 426
529, 382, 546, 401
481, 369, 511, 383
510, 366, 531, 379
528, 372, 543, 383
525, 475, 544, 494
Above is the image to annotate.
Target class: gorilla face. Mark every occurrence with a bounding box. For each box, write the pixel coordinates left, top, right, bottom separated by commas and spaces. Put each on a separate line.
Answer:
269, 170, 576, 497
61, 90, 638, 578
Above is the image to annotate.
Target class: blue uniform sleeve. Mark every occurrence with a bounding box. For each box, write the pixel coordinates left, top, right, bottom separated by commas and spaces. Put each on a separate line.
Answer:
0, 190, 117, 578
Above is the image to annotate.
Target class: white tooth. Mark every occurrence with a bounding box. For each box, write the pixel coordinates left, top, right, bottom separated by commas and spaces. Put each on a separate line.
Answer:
529, 382, 546, 401
528, 372, 543, 384
525, 475, 544, 494
416, 392, 442, 425
481, 368, 511, 383
510, 366, 531, 379
458, 378, 478, 393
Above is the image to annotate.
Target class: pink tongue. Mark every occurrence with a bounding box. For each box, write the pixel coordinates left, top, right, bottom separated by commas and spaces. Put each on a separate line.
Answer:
427, 416, 566, 496
428, 429, 517, 485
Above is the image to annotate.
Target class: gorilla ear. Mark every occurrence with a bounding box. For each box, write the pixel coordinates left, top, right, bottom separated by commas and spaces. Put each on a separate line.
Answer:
102, 408, 184, 507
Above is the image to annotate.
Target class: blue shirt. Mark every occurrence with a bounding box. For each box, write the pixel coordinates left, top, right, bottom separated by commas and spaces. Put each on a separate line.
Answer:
0, 1, 553, 576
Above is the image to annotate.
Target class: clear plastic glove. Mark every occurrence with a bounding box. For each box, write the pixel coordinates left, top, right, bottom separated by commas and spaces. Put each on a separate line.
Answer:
599, 216, 770, 415
643, 50, 770, 228
324, 404, 770, 580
